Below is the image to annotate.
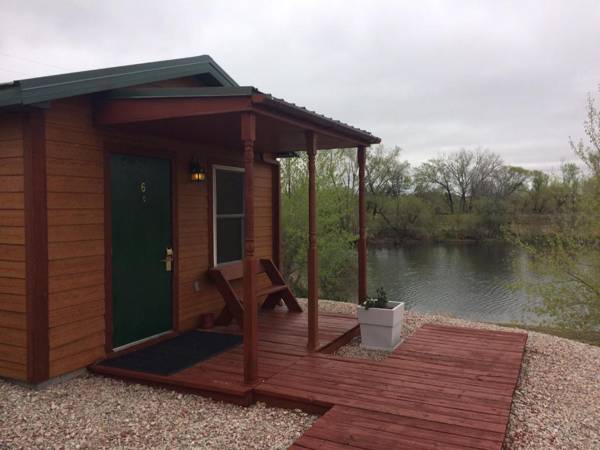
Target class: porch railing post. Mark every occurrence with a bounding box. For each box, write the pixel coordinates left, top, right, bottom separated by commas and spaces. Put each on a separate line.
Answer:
358, 145, 367, 303
306, 131, 319, 351
242, 112, 258, 384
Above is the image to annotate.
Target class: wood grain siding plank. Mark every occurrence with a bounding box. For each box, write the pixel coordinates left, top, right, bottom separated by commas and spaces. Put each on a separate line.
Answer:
0, 175, 24, 192
0, 226, 25, 244
0, 193, 24, 209
0, 310, 26, 329
0, 260, 26, 279
48, 224, 104, 242
0, 359, 26, 380
49, 345, 105, 378
0, 293, 26, 313
0, 343, 27, 364
46, 158, 103, 178
0, 327, 26, 346
49, 255, 104, 277
46, 143, 103, 162
49, 284, 104, 311
0, 276, 26, 295
49, 301, 104, 328
49, 271, 104, 294
47, 176, 104, 194
0, 139, 24, 158
50, 330, 104, 362
47, 193, 103, 209
0, 158, 24, 175
0, 244, 25, 261
45, 126, 103, 147
47, 209, 103, 226
0, 210, 25, 227
49, 316, 105, 349
48, 240, 104, 260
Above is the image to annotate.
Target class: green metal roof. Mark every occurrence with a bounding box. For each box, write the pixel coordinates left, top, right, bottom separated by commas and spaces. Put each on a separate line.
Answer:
106, 86, 255, 99
0, 56, 380, 144
0, 55, 238, 108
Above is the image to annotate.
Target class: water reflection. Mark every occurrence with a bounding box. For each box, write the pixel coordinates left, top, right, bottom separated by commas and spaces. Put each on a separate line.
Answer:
364, 243, 540, 324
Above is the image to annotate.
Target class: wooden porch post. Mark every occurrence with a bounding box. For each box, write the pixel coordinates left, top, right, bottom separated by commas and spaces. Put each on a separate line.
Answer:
358, 145, 367, 303
242, 112, 258, 384
306, 131, 319, 350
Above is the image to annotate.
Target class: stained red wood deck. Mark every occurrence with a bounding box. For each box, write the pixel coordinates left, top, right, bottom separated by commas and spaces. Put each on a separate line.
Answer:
91, 308, 359, 404
92, 311, 527, 449
257, 323, 527, 450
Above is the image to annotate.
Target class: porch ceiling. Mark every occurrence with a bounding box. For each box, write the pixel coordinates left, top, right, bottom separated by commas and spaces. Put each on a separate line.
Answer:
94, 87, 381, 153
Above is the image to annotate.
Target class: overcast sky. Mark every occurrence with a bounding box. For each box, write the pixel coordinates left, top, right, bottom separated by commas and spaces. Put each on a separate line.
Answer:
2, 1, 599, 170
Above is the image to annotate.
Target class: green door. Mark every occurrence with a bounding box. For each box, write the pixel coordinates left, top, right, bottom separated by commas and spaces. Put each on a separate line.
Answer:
111, 154, 172, 348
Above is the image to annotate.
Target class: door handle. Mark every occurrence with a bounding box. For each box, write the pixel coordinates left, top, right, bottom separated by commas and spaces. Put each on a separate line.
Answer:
160, 247, 173, 272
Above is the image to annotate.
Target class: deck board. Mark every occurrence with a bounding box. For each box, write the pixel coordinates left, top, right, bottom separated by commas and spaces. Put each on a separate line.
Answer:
256, 323, 527, 450
91, 310, 527, 449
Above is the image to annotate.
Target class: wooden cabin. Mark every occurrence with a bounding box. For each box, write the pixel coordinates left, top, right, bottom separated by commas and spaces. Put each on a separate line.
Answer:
0, 55, 379, 385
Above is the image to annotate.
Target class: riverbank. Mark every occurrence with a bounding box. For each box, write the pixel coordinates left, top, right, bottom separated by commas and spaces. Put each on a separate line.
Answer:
306, 299, 599, 450
496, 322, 600, 347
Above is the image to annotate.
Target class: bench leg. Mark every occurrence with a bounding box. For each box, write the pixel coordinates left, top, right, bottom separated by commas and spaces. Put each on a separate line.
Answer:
281, 288, 303, 312
262, 292, 283, 310
215, 307, 237, 327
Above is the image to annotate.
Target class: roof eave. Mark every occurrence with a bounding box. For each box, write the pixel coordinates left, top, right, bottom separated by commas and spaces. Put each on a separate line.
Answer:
253, 94, 381, 145
0, 55, 238, 108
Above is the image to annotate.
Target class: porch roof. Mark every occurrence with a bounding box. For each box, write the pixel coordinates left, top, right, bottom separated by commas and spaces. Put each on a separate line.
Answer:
96, 86, 381, 152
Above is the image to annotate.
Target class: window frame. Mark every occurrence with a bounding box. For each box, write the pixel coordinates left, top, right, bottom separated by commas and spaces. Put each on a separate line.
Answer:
212, 164, 245, 266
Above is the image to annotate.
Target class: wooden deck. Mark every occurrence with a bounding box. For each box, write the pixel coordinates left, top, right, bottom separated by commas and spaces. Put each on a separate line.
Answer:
258, 323, 527, 450
91, 308, 360, 405
92, 311, 527, 450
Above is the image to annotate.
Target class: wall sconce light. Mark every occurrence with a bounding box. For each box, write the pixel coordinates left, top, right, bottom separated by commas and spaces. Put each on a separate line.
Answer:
190, 160, 206, 182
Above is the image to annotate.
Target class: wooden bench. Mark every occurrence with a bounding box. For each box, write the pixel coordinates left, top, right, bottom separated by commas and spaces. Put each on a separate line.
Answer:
207, 258, 302, 328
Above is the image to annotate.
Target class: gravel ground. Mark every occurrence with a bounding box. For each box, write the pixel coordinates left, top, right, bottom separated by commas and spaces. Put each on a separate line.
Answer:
2, 300, 598, 449
0, 377, 316, 449
309, 299, 600, 450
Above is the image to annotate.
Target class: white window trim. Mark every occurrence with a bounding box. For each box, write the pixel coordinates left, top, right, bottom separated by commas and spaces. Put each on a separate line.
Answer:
212, 164, 245, 267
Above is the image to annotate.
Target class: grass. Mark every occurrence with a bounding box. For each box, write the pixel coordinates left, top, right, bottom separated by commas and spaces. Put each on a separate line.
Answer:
496, 323, 600, 347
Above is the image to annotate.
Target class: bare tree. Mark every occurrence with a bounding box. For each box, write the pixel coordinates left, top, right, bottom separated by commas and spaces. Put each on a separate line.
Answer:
415, 148, 503, 213
365, 145, 411, 196
414, 157, 455, 213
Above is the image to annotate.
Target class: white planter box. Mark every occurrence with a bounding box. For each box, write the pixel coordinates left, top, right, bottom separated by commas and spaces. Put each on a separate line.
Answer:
357, 301, 404, 351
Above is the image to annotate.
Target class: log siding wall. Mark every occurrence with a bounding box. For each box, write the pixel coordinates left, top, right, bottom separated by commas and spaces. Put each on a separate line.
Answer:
41, 96, 273, 378
0, 113, 27, 381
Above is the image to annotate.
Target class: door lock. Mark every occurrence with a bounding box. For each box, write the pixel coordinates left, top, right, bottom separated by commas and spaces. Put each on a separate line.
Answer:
161, 247, 174, 272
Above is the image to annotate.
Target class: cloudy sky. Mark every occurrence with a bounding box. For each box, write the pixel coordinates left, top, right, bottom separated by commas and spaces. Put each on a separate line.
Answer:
1, 1, 599, 170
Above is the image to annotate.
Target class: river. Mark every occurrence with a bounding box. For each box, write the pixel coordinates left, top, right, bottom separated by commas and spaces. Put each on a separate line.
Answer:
364, 243, 541, 324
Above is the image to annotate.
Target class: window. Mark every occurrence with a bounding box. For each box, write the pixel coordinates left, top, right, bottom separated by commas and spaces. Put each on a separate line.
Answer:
213, 166, 244, 265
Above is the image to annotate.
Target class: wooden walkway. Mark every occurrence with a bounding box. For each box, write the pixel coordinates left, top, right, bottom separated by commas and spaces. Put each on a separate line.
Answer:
92, 310, 527, 449
257, 324, 527, 450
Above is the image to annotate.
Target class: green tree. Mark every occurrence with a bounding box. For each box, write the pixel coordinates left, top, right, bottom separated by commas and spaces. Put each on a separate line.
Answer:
516, 88, 600, 330
280, 152, 358, 300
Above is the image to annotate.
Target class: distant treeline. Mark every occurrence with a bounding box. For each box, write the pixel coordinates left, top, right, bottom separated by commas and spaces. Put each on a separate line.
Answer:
283, 146, 587, 245
280, 89, 600, 331
280, 146, 588, 297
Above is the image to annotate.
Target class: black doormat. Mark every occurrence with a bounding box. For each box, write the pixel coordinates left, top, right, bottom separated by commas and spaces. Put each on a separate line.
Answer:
98, 331, 243, 376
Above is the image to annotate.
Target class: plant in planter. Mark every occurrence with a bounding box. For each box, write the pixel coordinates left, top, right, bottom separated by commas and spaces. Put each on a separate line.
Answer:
358, 287, 404, 351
